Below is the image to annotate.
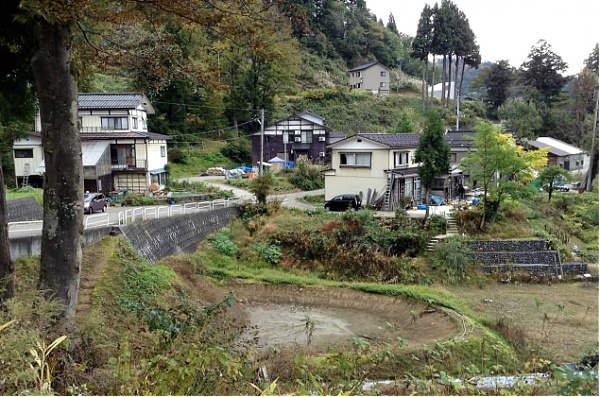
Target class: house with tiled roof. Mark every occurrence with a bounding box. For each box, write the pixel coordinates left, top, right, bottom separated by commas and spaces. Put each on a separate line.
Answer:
348, 61, 390, 96
13, 93, 171, 194
251, 112, 335, 168
322, 130, 484, 210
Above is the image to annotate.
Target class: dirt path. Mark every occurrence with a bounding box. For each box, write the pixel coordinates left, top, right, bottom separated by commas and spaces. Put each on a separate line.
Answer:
76, 238, 116, 317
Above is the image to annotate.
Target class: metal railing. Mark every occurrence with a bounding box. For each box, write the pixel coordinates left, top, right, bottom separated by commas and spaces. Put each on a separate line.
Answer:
116, 196, 252, 226
84, 214, 110, 230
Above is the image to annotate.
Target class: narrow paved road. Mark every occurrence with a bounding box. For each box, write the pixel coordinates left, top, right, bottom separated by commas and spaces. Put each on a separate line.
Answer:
178, 175, 324, 210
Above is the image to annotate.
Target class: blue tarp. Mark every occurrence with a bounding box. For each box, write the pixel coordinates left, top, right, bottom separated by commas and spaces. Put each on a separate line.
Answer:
430, 195, 446, 205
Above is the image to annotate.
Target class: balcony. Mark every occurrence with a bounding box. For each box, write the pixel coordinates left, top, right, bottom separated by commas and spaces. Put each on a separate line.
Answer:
111, 159, 147, 171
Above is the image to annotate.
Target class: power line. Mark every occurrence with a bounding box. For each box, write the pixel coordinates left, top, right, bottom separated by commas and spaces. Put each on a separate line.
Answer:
152, 100, 260, 113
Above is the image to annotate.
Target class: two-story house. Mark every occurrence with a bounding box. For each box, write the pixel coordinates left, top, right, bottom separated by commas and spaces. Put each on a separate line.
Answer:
348, 61, 390, 96
251, 112, 335, 168
13, 93, 171, 194
323, 133, 422, 210
323, 130, 484, 210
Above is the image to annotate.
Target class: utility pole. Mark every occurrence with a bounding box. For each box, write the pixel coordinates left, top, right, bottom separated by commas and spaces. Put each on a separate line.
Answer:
586, 90, 598, 192
259, 109, 264, 175
455, 92, 460, 131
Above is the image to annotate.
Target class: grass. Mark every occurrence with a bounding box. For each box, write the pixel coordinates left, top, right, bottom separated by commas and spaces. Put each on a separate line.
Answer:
6, 186, 44, 206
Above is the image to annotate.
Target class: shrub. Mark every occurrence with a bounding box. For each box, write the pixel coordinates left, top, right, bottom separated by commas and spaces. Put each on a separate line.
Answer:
288, 157, 324, 191
121, 194, 155, 207
251, 242, 282, 265
431, 238, 473, 285
428, 215, 447, 234
209, 229, 239, 257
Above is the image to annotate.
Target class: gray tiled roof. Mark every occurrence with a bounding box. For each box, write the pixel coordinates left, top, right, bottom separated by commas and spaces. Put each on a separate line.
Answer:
79, 93, 155, 114
357, 133, 421, 148
445, 131, 476, 147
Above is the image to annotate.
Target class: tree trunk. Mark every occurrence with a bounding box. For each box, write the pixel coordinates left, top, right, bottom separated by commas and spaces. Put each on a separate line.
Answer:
31, 19, 83, 318
422, 59, 427, 111
454, 57, 460, 120
441, 55, 446, 107
0, 163, 15, 301
424, 186, 431, 224
446, 54, 453, 107
430, 55, 436, 103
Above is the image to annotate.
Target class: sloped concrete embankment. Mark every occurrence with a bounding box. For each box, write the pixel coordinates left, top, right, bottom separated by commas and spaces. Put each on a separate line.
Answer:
119, 207, 240, 263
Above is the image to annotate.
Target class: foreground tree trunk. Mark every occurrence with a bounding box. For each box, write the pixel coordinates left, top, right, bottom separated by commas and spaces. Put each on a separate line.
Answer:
31, 19, 83, 318
0, 163, 15, 301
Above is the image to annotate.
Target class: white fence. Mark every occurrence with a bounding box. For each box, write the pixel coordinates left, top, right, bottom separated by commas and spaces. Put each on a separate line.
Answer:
116, 197, 250, 226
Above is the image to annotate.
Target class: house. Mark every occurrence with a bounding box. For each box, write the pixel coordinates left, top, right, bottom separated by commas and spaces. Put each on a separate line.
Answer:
251, 112, 334, 168
322, 130, 481, 210
13, 93, 171, 194
431, 81, 455, 100
347, 61, 390, 96
525, 137, 589, 177
323, 133, 423, 210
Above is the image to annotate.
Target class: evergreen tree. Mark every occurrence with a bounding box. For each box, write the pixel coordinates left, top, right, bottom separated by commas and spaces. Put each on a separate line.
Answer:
414, 110, 450, 223
485, 60, 515, 116
386, 13, 399, 35
584, 43, 599, 73
520, 40, 568, 104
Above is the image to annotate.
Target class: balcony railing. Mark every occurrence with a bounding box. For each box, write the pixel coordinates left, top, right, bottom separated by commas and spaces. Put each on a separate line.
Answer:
111, 159, 147, 170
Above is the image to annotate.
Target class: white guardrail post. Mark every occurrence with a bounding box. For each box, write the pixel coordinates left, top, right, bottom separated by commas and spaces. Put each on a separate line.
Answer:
114, 197, 241, 226
84, 214, 110, 230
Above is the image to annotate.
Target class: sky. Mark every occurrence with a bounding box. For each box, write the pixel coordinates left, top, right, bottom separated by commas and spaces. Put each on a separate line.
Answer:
366, 0, 599, 75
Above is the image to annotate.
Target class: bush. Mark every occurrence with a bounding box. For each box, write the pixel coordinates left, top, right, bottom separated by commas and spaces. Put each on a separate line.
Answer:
209, 229, 239, 257
428, 215, 447, 234
431, 238, 473, 285
288, 157, 324, 191
121, 194, 155, 207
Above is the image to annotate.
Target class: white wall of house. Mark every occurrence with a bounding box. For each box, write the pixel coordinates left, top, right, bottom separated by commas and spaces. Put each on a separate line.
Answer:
146, 141, 169, 170
325, 139, 389, 200
13, 135, 43, 178
79, 107, 148, 133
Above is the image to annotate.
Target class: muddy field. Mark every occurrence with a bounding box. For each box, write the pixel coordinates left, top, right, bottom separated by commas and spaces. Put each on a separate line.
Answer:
205, 282, 462, 353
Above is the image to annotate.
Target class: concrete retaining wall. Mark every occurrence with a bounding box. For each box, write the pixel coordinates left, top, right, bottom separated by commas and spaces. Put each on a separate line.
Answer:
9, 226, 114, 260
119, 207, 239, 263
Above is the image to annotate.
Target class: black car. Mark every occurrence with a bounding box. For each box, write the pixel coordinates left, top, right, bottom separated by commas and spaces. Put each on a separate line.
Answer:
323, 194, 361, 212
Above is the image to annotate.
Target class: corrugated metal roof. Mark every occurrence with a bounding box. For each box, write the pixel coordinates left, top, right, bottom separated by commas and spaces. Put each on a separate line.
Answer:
357, 133, 421, 148
79, 93, 155, 114
536, 137, 583, 155
527, 140, 571, 157
80, 131, 172, 140
82, 141, 110, 166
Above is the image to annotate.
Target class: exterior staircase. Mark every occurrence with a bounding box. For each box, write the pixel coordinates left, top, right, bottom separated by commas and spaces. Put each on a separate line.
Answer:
427, 210, 459, 252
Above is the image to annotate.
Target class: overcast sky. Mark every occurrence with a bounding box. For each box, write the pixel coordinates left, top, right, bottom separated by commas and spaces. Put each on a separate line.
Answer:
366, 0, 599, 75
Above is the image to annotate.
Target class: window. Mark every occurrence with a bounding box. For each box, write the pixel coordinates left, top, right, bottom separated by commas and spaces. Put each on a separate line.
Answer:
160, 146, 166, 157
151, 172, 167, 186
14, 149, 34, 158
394, 152, 409, 167
340, 152, 371, 167
101, 117, 128, 130
450, 153, 457, 162
380, 71, 386, 77
380, 82, 386, 87
132, 118, 138, 129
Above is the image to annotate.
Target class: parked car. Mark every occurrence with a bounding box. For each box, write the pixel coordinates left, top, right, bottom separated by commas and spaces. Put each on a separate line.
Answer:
84, 192, 108, 214
323, 194, 361, 212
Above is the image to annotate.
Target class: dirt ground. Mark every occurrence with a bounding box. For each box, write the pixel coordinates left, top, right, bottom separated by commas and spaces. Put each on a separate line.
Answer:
203, 281, 462, 353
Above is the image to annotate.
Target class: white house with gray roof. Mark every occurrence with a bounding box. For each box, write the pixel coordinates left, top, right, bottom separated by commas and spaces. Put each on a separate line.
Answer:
13, 93, 171, 194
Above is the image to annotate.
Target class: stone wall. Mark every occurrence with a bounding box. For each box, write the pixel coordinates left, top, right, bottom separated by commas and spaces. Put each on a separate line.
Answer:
471, 251, 560, 265
119, 207, 239, 263
470, 239, 546, 252
7, 197, 43, 223
481, 262, 589, 275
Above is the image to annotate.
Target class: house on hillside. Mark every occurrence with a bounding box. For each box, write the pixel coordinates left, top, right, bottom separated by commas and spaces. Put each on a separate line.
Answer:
251, 112, 336, 168
322, 130, 481, 210
525, 137, 589, 177
13, 93, 171, 194
348, 61, 390, 96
